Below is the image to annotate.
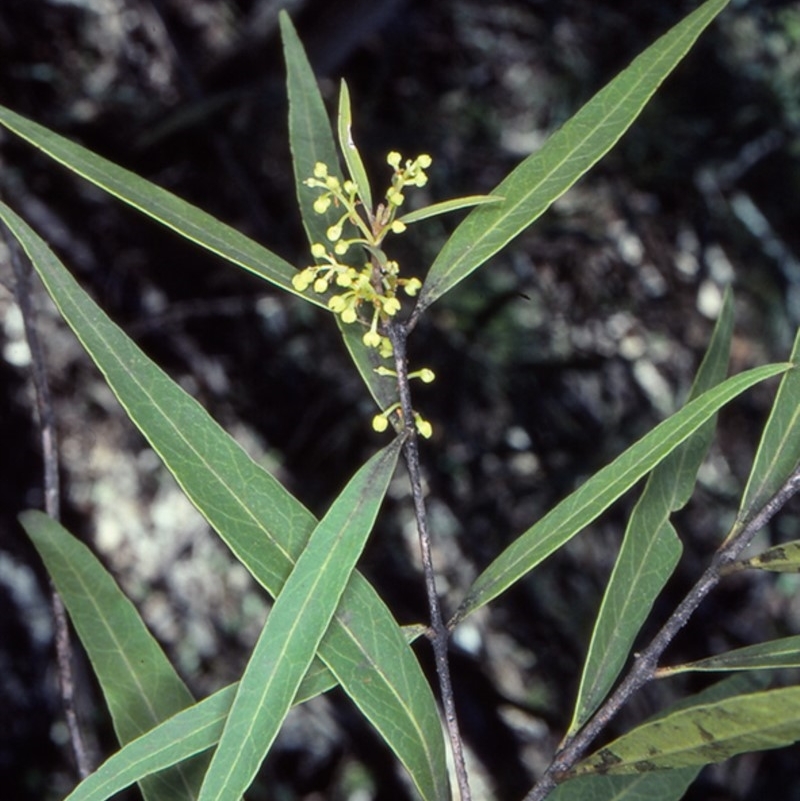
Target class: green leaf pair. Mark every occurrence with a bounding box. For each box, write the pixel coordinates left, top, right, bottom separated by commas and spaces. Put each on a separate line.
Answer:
4, 197, 446, 800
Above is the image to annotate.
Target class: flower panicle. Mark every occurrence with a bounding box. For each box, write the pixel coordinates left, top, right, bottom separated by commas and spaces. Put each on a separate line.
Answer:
296, 155, 434, 436
294, 154, 430, 351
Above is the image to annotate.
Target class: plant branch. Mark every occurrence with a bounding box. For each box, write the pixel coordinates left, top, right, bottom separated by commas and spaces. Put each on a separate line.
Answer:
3, 225, 93, 779
386, 318, 472, 801
524, 461, 800, 801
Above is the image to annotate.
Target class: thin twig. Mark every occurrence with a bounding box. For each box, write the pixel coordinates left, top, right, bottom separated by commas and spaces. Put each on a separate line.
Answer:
4, 227, 93, 779
524, 461, 800, 801
387, 319, 472, 801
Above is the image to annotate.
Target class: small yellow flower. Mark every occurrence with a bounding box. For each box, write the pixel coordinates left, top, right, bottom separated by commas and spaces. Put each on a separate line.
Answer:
387, 188, 404, 207
414, 414, 433, 439
372, 414, 389, 433
378, 337, 393, 358
328, 296, 347, 313
313, 195, 332, 214
363, 328, 382, 348
403, 277, 422, 296
387, 151, 402, 169
326, 224, 342, 242
341, 306, 358, 324
382, 297, 401, 316
415, 368, 435, 384
383, 260, 400, 277
292, 268, 315, 291
390, 220, 407, 234
313, 277, 329, 293
313, 162, 329, 178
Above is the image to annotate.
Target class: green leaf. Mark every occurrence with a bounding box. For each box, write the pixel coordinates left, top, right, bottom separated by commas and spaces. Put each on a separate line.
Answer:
397, 194, 503, 226
453, 361, 790, 624
418, 0, 731, 310
281, 11, 343, 250
66, 627, 426, 801
658, 635, 800, 677
549, 768, 700, 801
0, 202, 448, 800
568, 290, 734, 734
550, 673, 763, 801
571, 684, 800, 776
337, 79, 373, 213
281, 11, 398, 412
19, 511, 206, 801
198, 440, 402, 801
654, 287, 736, 509
570, 522, 682, 738
0, 107, 322, 309
738, 326, 800, 522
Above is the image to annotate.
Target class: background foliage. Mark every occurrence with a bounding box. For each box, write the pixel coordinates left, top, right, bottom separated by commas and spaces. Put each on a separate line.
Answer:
1, 1, 800, 799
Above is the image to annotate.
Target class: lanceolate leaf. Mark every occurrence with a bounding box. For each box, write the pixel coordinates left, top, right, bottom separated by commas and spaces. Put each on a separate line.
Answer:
550, 673, 763, 801
571, 685, 800, 776
281, 11, 343, 249
0, 107, 322, 309
569, 521, 681, 737
0, 202, 448, 801
568, 290, 734, 734
549, 767, 700, 801
397, 194, 503, 226
453, 361, 790, 624
418, 0, 730, 311
737, 326, 800, 524
19, 512, 206, 801
337, 79, 373, 213
657, 635, 800, 676
197, 440, 402, 801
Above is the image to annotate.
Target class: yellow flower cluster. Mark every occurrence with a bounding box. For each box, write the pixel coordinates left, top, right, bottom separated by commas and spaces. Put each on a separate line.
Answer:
386, 151, 432, 208
293, 153, 435, 437
293, 153, 430, 349
291, 254, 421, 354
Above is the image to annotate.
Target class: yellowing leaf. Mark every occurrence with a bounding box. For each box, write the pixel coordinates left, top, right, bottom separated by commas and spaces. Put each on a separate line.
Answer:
571, 685, 800, 776
728, 540, 800, 574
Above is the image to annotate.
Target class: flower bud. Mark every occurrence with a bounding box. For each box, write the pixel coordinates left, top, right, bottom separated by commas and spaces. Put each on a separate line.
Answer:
363, 329, 382, 348
313, 195, 332, 214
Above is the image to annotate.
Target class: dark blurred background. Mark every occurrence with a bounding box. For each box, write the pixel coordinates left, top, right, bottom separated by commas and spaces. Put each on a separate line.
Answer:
1, 0, 800, 799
